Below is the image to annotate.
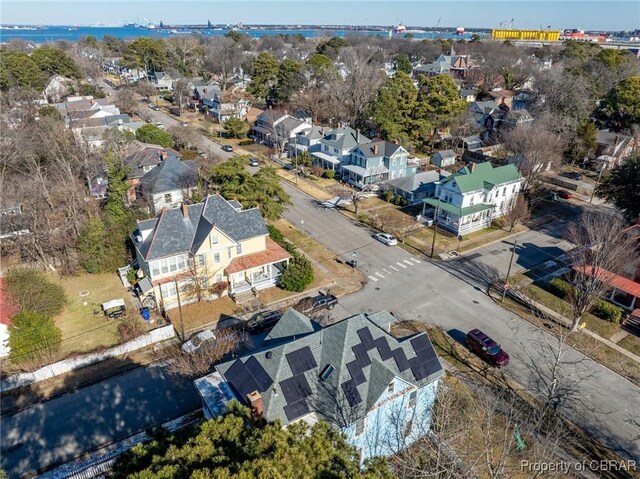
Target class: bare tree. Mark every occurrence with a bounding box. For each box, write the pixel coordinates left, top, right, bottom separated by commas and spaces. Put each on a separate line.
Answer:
563, 211, 638, 331
166, 327, 244, 377
500, 124, 565, 190
502, 193, 530, 232
172, 78, 191, 115
114, 87, 139, 116
203, 37, 244, 91
165, 35, 203, 76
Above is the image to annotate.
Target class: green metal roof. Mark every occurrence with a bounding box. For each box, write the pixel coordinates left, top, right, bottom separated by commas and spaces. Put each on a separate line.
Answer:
422, 198, 495, 217
442, 162, 522, 194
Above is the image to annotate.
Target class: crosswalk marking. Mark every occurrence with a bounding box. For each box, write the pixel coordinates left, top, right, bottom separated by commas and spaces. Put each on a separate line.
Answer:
389, 265, 399, 271
375, 272, 385, 278
368, 275, 378, 282
396, 262, 407, 269
403, 260, 414, 266
382, 268, 392, 274
410, 258, 422, 264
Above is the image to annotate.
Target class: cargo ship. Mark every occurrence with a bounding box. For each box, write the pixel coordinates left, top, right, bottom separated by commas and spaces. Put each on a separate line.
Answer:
455, 26, 465, 35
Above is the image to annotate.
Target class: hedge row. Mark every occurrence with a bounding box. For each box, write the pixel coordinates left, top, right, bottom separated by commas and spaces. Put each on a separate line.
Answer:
544, 277, 623, 323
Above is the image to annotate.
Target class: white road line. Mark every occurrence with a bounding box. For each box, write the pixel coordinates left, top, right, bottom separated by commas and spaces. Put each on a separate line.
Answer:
403, 260, 414, 266
375, 272, 385, 278
396, 262, 407, 269
382, 268, 392, 274
368, 275, 379, 282
410, 258, 422, 263
389, 265, 399, 271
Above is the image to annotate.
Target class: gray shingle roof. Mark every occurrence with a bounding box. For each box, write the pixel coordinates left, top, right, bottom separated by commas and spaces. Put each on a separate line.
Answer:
265, 309, 322, 343
321, 127, 370, 150
355, 140, 403, 159
133, 195, 268, 261
387, 170, 451, 194
140, 156, 197, 194
214, 310, 444, 428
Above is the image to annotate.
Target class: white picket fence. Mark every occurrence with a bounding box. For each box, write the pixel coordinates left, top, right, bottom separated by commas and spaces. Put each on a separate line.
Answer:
0, 325, 176, 392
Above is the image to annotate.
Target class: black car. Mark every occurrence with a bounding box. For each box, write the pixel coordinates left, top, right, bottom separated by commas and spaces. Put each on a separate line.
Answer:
294, 293, 338, 314
222, 145, 234, 152
561, 171, 583, 181
247, 310, 282, 333
465, 329, 510, 368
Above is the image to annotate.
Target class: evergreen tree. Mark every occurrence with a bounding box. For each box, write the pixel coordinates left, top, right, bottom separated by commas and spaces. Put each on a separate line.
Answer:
370, 72, 417, 143
4, 268, 67, 317
135, 124, 175, 148
113, 403, 393, 478
31, 46, 81, 78
247, 52, 279, 104
597, 76, 640, 131
223, 117, 249, 138
0, 51, 47, 91
275, 59, 306, 104
394, 53, 413, 74
596, 154, 640, 223
104, 151, 131, 224
8, 310, 63, 365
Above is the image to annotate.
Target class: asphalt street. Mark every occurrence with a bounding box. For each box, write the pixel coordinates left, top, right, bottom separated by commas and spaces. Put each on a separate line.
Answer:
281, 181, 640, 463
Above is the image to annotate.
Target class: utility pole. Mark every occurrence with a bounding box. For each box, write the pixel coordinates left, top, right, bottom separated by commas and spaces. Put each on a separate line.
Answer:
501, 239, 518, 303
430, 196, 441, 258
589, 161, 606, 204
174, 279, 185, 340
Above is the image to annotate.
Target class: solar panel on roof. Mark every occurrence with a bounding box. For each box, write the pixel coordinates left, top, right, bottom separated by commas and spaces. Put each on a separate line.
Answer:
352, 343, 372, 368
226, 359, 260, 399
392, 348, 411, 372
279, 375, 312, 403
414, 343, 437, 363
286, 346, 318, 376
409, 356, 430, 381
245, 356, 274, 391
346, 360, 366, 386
341, 379, 362, 407
357, 327, 376, 350
284, 399, 310, 421
410, 335, 431, 353
374, 337, 393, 360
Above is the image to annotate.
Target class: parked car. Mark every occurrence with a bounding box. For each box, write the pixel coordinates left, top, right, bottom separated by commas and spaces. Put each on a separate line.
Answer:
156, 122, 165, 130
247, 310, 282, 334
294, 293, 338, 314
148, 104, 158, 110
561, 171, 583, 181
557, 190, 573, 199
374, 233, 398, 246
222, 145, 234, 152
248, 158, 260, 167
465, 329, 510, 368
182, 329, 216, 354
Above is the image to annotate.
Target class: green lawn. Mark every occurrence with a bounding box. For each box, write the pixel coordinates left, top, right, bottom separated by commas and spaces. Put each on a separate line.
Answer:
52, 273, 127, 356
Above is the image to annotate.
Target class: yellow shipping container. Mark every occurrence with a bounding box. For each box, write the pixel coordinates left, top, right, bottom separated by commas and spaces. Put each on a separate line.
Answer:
491, 29, 560, 41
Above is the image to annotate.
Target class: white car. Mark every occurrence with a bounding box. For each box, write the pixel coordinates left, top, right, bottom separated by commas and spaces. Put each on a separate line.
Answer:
181, 329, 216, 354
156, 122, 165, 129
248, 159, 260, 167
375, 233, 398, 246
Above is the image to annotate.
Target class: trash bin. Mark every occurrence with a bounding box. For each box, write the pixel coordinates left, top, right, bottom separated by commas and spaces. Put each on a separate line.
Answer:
141, 307, 151, 321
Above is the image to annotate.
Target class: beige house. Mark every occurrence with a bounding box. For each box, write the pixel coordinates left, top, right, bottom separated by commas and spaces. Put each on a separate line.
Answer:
131, 195, 290, 310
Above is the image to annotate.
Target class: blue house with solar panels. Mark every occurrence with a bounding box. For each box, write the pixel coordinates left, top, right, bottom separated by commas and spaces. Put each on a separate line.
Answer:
194, 309, 445, 463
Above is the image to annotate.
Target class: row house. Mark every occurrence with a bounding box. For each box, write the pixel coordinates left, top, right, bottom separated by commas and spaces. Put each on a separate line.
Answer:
131, 195, 291, 310
343, 141, 418, 189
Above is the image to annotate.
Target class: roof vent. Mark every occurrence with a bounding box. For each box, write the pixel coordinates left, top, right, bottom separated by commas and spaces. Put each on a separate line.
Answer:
266, 351, 273, 359
319, 364, 335, 382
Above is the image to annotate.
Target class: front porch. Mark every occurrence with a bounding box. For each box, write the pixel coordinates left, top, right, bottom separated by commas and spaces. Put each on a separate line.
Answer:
341, 164, 389, 189
312, 152, 341, 171
422, 199, 495, 236
224, 237, 291, 299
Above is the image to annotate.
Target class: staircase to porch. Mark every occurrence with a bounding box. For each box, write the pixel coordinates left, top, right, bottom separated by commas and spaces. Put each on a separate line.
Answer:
231, 289, 262, 309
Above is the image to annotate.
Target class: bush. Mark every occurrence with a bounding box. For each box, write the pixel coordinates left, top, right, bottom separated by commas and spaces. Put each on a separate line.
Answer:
279, 252, 314, 292
8, 310, 62, 365
547, 278, 573, 299
4, 268, 67, 317
238, 139, 254, 146
223, 118, 249, 139
311, 165, 325, 177
117, 316, 146, 342
383, 190, 394, 202
267, 224, 286, 246
135, 124, 174, 148
591, 300, 623, 324
323, 170, 335, 179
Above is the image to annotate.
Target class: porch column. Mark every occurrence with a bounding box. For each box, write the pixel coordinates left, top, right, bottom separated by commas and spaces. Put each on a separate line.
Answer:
631, 295, 637, 310
269, 263, 273, 280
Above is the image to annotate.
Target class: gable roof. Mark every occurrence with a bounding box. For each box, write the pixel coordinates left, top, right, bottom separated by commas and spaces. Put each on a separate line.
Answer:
387, 170, 451, 194
124, 143, 181, 178
432, 149, 456, 160
140, 155, 197, 194
321, 127, 371, 150
356, 140, 403, 159
213, 310, 444, 428
442, 162, 522, 193
133, 194, 268, 261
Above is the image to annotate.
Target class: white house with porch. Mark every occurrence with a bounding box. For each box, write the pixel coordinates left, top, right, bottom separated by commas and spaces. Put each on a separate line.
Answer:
422, 162, 523, 235
131, 195, 290, 309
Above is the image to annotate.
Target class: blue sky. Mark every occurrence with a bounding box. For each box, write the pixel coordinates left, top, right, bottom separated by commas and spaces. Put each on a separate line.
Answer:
2, 1, 638, 30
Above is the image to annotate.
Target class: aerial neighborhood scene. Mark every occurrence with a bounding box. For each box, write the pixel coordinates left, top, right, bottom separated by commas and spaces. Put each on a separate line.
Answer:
2, 0, 640, 477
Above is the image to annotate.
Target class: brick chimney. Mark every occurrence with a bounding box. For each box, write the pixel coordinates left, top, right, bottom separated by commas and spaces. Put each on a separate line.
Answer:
203, 87, 207, 93
373, 144, 379, 155
161, 150, 168, 161
181, 202, 189, 219
356, 129, 361, 143
469, 162, 476, 173
247, 390, 264, 418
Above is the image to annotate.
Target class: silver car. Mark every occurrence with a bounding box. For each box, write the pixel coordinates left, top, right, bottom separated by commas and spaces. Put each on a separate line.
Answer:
181, 329, 216, 354
374, 233, 398, 246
